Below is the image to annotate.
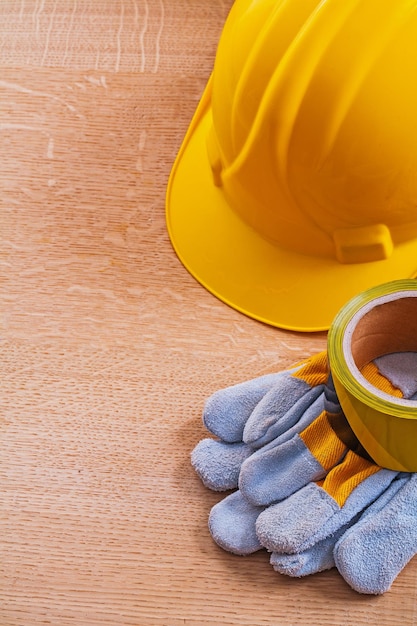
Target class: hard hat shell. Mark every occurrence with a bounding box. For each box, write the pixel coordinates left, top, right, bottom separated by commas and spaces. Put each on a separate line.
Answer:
166, 0, 417, 331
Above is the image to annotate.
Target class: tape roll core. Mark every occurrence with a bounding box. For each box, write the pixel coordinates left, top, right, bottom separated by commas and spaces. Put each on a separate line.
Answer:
328, 280, 417, 471
349, 294, 417, 367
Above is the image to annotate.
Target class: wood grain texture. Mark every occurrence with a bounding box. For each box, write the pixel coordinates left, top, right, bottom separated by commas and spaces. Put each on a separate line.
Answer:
0, 2, 416, 625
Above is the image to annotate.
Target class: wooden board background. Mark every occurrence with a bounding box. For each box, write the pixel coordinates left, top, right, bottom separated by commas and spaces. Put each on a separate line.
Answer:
1, 2, 416, 624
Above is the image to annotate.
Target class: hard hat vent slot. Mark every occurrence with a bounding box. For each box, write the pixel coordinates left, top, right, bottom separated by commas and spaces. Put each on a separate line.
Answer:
333, 223, 393, 264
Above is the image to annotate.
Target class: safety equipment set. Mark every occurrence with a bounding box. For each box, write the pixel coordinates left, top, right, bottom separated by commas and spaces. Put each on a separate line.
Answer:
192, 280, 417, 594
165, 0, 417, 594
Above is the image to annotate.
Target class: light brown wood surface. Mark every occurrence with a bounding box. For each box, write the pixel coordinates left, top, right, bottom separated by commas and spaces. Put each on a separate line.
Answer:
1, 2, 416, 625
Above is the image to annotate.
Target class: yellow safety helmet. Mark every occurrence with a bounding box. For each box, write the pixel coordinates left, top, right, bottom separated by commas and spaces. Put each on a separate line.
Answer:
166, 0, 417, 332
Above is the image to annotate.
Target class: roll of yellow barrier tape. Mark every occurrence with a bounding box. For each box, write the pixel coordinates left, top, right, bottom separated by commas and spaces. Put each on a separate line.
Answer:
328, 279, 417, 471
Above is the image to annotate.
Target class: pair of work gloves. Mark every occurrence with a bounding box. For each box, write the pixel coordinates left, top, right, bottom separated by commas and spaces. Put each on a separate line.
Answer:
191, 351, 417, 594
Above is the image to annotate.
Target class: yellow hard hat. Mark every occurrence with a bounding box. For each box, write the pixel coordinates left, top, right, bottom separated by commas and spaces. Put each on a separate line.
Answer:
166, 0, 417, 332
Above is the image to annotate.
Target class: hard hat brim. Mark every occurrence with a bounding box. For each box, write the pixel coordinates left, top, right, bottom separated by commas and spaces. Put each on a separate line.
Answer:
166, 77, 417, 332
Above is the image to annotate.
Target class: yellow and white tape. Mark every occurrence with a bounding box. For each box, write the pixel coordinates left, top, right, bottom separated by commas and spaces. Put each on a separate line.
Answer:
328, 279, 417, 471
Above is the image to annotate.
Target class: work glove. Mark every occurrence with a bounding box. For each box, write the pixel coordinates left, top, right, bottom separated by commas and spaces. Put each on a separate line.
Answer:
192, 351, 417, 594
208, 367, 397, 559
268, 469, 414, 594
334, 471, 417, 594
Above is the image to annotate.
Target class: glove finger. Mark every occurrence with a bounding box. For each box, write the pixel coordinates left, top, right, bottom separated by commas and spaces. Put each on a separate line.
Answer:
269, 520, 351, 578
334, 473, 417, 595
243, 379, 324, 448
269, 509, 364, 579
208, 490, 266, 555
203, 372, 286, 443
244, 351, 329, 447
191, 438, 253, 491
239, 406, 346, 506
256, 454, 398, 554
